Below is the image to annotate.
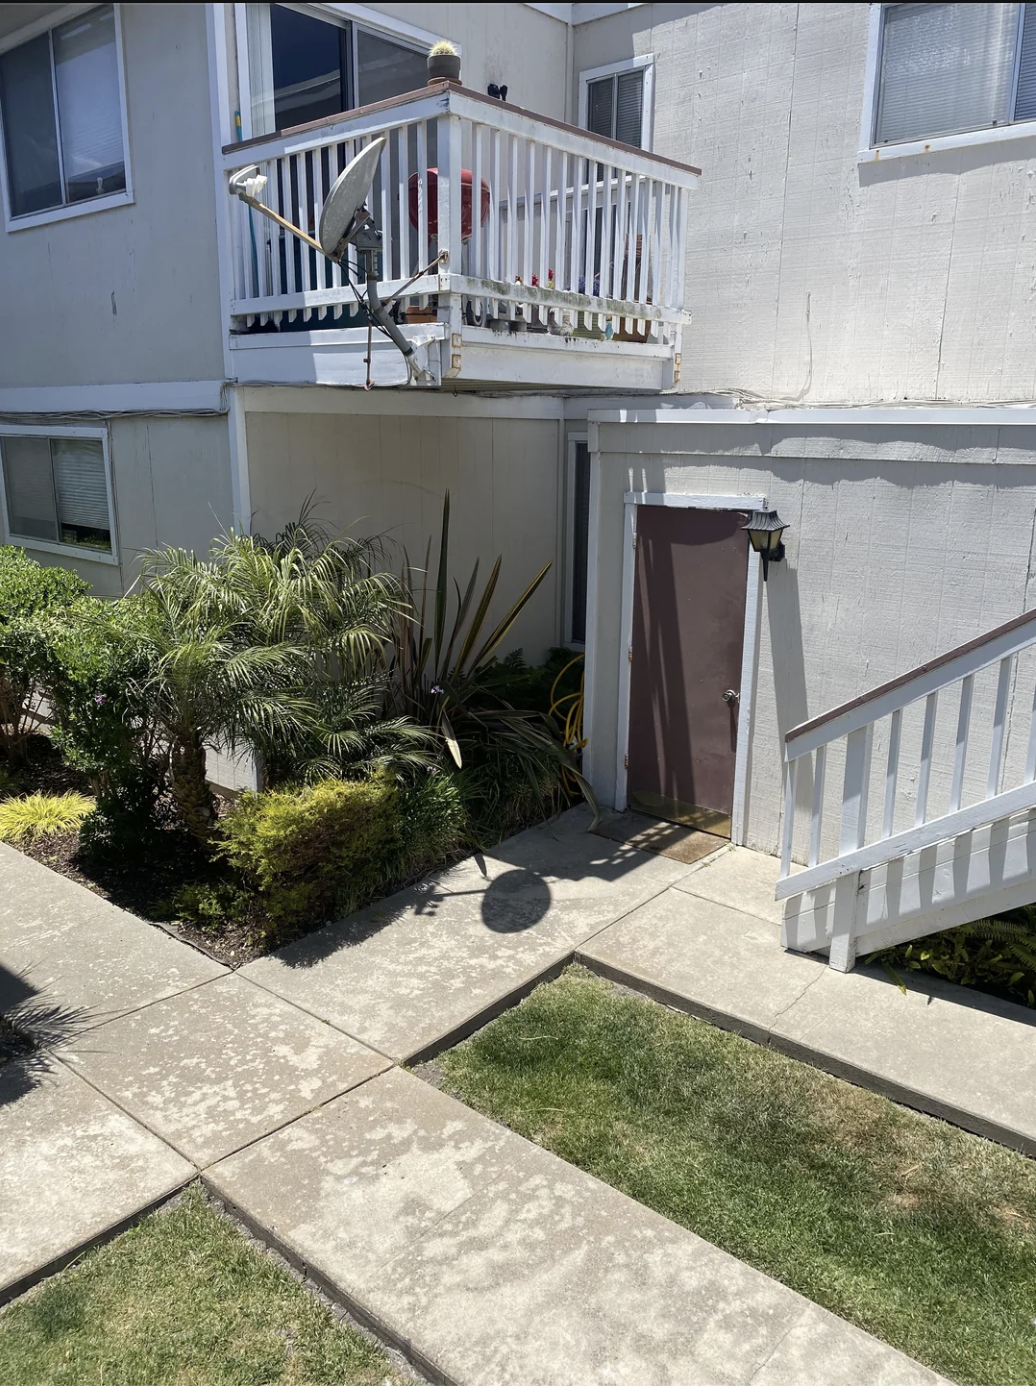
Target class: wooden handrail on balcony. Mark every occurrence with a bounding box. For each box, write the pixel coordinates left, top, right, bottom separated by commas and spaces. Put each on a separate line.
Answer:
223, 80, 696, 343
223, 81, 702, 178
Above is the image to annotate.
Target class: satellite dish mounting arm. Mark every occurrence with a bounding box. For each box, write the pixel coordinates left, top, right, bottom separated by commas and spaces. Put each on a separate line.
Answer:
229, 142, 438, 385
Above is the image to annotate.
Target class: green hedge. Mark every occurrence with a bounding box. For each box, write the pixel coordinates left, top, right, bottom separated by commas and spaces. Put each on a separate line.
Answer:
220, 775, 400, 931
0, 547, 90, 762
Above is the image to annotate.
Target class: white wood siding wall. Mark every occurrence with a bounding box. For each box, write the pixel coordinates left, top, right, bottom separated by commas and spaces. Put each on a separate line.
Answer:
574, 3, 1036, 405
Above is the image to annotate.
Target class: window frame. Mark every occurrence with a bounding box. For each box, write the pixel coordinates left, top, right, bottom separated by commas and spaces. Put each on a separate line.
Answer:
860, 1, 1036, 162
0, 423, 119, 565
0, 2, 132, 232
234, 1, 450, 141
578, 54, 655, 152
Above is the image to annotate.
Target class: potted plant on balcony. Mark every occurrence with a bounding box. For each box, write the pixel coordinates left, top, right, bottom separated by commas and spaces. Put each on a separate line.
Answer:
427, 40, 461, 84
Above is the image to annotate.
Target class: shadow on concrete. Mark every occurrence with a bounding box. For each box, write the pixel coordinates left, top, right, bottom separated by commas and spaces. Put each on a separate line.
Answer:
0, 962, 93, 1108
856, 959, 1036, 1030
272, 813, 661, 969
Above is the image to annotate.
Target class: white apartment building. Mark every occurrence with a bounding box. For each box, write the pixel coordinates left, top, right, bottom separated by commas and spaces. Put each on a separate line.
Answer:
5, 2, 1036, 962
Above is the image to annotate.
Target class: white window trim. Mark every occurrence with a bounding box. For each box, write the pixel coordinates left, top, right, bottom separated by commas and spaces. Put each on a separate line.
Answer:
234, 1, 449, 143
0, 2, 133, 232
564, 433, 588, 648
578, 52, 654, 151
859, 1, 1036, 163
0, 423, 119, 566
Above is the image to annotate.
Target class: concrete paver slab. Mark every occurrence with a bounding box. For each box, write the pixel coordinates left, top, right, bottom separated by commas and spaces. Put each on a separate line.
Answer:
0, 1054, 191, 1301
242, 817, 689, 1061
771, 964, 1036, 1153
207, 1068, 947, 1386
207, 1067, 526, 1283
579, 888, 825, 1040
674, 845, 784, 926
0, 844, 225, 1035
58, 974, 389, 1167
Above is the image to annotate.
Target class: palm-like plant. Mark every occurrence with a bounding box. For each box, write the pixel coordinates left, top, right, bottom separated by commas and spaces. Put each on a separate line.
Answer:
125, 516, 427, 846
388, 493, 597, 822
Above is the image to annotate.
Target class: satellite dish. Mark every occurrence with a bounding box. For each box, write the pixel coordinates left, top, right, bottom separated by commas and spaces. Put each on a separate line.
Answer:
318, 137, 386, 255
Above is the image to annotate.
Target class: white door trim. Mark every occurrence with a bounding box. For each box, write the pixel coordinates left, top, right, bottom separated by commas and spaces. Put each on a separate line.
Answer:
615, 491, 765, 845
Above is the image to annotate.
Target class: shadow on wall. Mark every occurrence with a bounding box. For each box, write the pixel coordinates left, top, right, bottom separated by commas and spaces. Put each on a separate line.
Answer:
762, 557, 810, 833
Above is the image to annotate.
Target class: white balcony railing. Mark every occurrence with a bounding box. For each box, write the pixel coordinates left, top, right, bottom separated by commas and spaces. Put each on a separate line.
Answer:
222, 83, 697, 351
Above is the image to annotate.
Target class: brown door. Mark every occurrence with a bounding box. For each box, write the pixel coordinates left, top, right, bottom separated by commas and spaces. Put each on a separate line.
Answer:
626, 505, 748, 837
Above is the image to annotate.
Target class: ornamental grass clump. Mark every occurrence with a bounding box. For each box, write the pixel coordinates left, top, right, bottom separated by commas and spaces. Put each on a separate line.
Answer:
0, 791, 94, 844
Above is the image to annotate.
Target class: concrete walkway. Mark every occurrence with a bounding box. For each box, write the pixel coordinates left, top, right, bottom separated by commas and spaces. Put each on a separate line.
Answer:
6, 804, 1028, 1381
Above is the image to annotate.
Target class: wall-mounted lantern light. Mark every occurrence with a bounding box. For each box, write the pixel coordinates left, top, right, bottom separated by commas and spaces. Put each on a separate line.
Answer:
741, 508, 788, 581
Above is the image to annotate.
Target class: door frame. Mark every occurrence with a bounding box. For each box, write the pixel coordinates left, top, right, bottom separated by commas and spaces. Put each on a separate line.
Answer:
614, 491, 765, 846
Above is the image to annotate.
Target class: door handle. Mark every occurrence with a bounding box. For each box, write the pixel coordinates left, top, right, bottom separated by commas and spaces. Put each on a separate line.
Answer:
722, 689, 740, 703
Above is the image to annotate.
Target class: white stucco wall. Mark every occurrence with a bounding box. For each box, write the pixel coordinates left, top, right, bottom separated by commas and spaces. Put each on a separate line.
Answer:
586, 419, 1036, 855
243, 394, 565, 663
362, 2, 571, 121
573, 3, 1036, 405
0, 3, 224, 390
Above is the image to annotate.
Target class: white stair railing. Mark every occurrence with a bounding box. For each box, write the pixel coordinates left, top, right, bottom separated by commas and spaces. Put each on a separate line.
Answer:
777, 607, 1036, 970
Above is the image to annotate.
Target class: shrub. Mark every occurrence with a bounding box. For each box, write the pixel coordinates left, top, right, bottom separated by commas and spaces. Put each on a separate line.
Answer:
871, 907, 1036, 1009
0, 548, 89, 762
158, 881, 251, 934
0, 791, 94, 844
31, 596, 163, 800
394, 769, 468, 877
219, 775, 399, 931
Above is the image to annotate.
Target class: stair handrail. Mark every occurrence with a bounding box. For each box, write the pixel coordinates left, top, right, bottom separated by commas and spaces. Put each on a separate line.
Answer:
777, 605, 1036, 901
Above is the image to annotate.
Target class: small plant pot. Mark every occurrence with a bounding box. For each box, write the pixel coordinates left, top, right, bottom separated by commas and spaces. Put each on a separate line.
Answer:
427, 52, 461, 83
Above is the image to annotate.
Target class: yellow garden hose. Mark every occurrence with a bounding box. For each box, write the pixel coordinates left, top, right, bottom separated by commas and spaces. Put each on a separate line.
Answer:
549, 654, 586, 791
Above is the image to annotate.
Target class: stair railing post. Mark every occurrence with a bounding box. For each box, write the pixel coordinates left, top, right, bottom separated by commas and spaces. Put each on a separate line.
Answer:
829, 724, 872, 972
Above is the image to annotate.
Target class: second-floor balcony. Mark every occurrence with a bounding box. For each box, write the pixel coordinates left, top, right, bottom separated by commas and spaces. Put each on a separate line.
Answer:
222, 82, 698, 392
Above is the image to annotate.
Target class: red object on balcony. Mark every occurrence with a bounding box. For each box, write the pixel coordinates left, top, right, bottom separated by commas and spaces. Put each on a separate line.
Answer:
408, 168, 490, 240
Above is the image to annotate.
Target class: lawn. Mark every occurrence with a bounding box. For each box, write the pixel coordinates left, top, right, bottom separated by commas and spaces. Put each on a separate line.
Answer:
0, 1186, 402, 1386
436, 966, 1036, 1386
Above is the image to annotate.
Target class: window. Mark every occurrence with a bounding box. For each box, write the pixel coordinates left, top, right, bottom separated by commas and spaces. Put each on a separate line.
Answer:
588, 70, 643, 147
245, 4, 429, 138
870, 3, 1036, 148
0, 5, 128, 223
569, 441, 591, 645
580, 57, 654, 151
1, 432, 114, 557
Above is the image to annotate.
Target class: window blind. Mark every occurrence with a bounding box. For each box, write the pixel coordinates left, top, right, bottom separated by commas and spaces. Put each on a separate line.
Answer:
1015, 6, 1036, 120
587, 78, 614, 139
2, 437, 58, 541
51, 438, 109, 532
876, 2, 1020, 145
615, 70, 644, 147
54, 6, 125, 203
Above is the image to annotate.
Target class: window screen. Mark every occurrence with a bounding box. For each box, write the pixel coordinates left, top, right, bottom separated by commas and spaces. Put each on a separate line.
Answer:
570, 442, 591, 645
0, 5, 126, 218
356, 29, 427, 106
586, 68, 645, 147
2, 436, 112, 552
874, 2, 1036, 145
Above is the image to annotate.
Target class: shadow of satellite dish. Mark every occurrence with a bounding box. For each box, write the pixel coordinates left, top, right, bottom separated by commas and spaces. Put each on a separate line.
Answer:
481, 868, 552, 933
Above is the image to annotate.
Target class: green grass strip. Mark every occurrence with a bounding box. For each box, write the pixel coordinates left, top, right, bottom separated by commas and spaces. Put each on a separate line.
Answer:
437, 966, 1036, 1386
0, 1186, 401, 1386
